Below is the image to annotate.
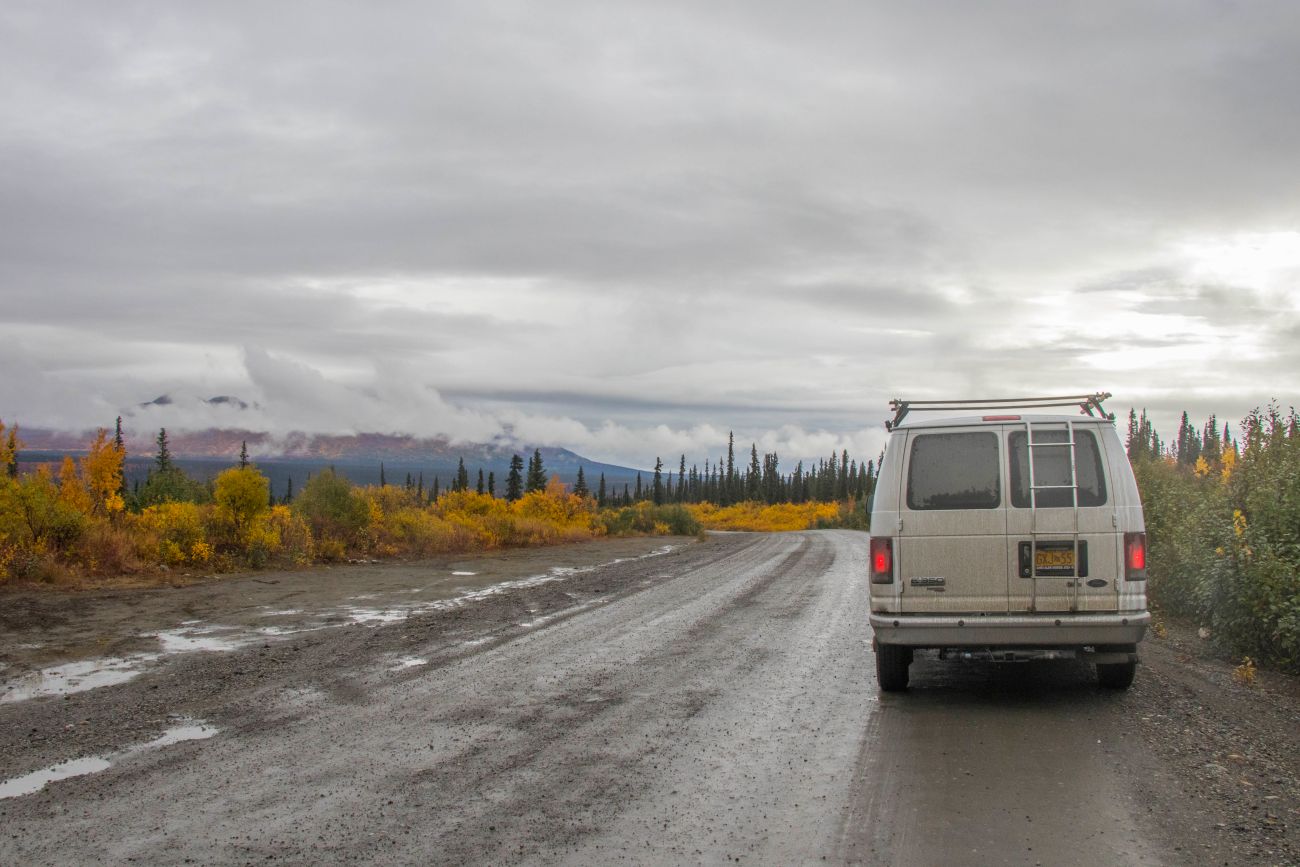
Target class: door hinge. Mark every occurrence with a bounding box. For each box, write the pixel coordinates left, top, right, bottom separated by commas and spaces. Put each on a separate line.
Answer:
896, 518, 904, 532
1111, 513, 1118, 528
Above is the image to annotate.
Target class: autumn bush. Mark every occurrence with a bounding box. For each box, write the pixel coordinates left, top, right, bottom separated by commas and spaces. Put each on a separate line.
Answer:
685, 501, 840, 532
1136, 405, 1300, 672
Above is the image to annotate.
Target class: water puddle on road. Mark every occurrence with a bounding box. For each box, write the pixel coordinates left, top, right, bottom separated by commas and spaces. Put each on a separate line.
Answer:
0, 718, 219, 800
1, 656, 155, 704
154, 628, 249, 654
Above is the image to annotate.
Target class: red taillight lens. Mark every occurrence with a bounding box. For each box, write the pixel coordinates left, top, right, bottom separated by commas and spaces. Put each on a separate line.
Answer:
870, 537, 893, 584
1125, 532, 1147, 581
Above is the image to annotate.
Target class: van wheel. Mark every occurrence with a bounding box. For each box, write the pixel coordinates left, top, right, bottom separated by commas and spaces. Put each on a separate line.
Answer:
1096, 661, 1136, 689
876, 642, 911, 692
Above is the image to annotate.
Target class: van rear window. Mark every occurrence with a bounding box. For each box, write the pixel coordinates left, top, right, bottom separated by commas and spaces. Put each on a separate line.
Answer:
1009, 429, 1107, 508
906, 432, 1001, 510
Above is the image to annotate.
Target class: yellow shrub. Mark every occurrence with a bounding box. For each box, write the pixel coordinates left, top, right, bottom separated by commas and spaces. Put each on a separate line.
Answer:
134, 501, 208, 565
684, 501, 840, 532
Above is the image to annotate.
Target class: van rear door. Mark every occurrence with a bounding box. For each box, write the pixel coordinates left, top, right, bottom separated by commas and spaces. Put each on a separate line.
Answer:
897, 426, 1009, 614
1004, 423, 1120, 613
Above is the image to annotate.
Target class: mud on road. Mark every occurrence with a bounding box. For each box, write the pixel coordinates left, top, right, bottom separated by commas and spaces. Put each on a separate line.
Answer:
1, 531, 1298, 865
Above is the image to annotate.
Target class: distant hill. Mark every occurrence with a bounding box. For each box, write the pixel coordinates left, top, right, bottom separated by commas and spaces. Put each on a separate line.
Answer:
15, 426, 648, 495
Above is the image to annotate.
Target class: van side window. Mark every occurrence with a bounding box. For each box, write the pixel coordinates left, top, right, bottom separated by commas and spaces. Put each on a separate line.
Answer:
1008, 429, 1107, 508
906, 432, 1001, 510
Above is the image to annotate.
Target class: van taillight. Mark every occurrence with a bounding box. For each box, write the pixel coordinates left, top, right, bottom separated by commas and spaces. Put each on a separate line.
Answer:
870, 537, 894, 584
1125, 532, 1147, 581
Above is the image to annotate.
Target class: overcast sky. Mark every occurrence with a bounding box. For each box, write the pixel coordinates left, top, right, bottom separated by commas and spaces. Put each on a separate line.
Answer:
3, 1, 1299, 467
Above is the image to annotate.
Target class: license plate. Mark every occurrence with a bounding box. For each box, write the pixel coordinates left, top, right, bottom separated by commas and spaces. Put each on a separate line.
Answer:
1036, 548, 1075, 570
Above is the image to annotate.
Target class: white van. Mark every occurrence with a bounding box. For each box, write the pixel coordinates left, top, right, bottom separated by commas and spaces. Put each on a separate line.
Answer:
868, 394, 1150, 691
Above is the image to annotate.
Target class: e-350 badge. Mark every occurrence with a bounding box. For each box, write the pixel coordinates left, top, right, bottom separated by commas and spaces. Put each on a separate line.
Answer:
910, 576, 945, 587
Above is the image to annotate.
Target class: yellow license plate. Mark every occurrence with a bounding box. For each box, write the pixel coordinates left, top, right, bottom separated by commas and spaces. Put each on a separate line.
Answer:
1036, 548, 1074, 570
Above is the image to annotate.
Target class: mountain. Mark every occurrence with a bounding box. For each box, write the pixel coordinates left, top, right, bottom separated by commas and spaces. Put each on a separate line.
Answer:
14, 426, 648, 493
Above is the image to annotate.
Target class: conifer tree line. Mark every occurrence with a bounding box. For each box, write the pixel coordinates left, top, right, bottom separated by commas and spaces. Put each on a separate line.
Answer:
597, 434, 877, 509
1126, 408, 1237, 466
26, 423, 877, 512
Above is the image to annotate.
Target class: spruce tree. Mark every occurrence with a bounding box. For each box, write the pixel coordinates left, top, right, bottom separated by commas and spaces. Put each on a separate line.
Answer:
747, 445, 761, 501
652, 458, 664, 505
113, 417, 127, 497
634, 473, 643, 501
155, 428, 172, 472
597, 472, 607, 507
506, 454, 524, 501
476, 468, 485, 495
5, 426, 19, 479
487, 471, 496, 497
239, 440, 249, 468
574, 466, 589, 498
285, 476, 294, 504
677, 455, 687, 502
380, 462, 387, 487
432, 477, 441, 502
416, 472, 423, 500
455, 458, 469, 492
526, 448, 546, 493
724, 432, 736, 505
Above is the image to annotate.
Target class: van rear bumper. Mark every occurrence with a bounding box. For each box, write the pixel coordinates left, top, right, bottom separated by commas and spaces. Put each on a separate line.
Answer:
869, 611, 1149, 647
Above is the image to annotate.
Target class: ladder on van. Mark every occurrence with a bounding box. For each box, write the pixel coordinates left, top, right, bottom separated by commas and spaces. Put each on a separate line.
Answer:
1024, 417, 1083, 613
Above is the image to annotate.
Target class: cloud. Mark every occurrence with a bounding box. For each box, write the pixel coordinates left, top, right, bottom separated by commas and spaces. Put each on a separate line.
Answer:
3, 1, 1299, 459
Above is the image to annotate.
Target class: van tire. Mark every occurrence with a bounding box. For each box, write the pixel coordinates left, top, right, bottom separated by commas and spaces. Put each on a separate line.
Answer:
876, 642, 911, 692
1096, 661, 1136, 689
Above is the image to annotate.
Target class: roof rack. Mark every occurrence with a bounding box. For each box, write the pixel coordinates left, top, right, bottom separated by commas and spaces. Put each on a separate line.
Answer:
886, 392, 1113, 430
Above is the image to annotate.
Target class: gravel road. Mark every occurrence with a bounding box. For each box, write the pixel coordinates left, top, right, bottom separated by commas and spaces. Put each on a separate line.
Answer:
1, 531, 1297, 865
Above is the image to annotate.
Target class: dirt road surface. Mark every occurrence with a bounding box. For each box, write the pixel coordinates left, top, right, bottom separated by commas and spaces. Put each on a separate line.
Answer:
2, 531, 1297, 865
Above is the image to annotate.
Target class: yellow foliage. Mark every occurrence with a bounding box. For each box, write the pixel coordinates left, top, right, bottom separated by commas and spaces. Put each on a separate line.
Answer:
1220, 447, 1237, 482
685, 501, 840, 532
1193, 456, 1210, 478
134, 501, 207, 563
213, 466, 270, 542
1232, 656, 1257, 686
81, 428, 125, 517
266, 505, 314, 565
1233, 509, 1247, 538
58, 456, 93, 514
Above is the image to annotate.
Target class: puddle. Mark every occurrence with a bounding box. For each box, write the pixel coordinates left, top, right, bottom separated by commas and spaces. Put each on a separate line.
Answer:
0, 757, 114, 799
451, 571, 477, 576
391, 657, 428, 670
154, 629, 249, 654
258, 609, 302, 617
1, 656, 157, 704
342, 607, 410, 625
139, 722, 219, 749
0, 718, 218, 800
